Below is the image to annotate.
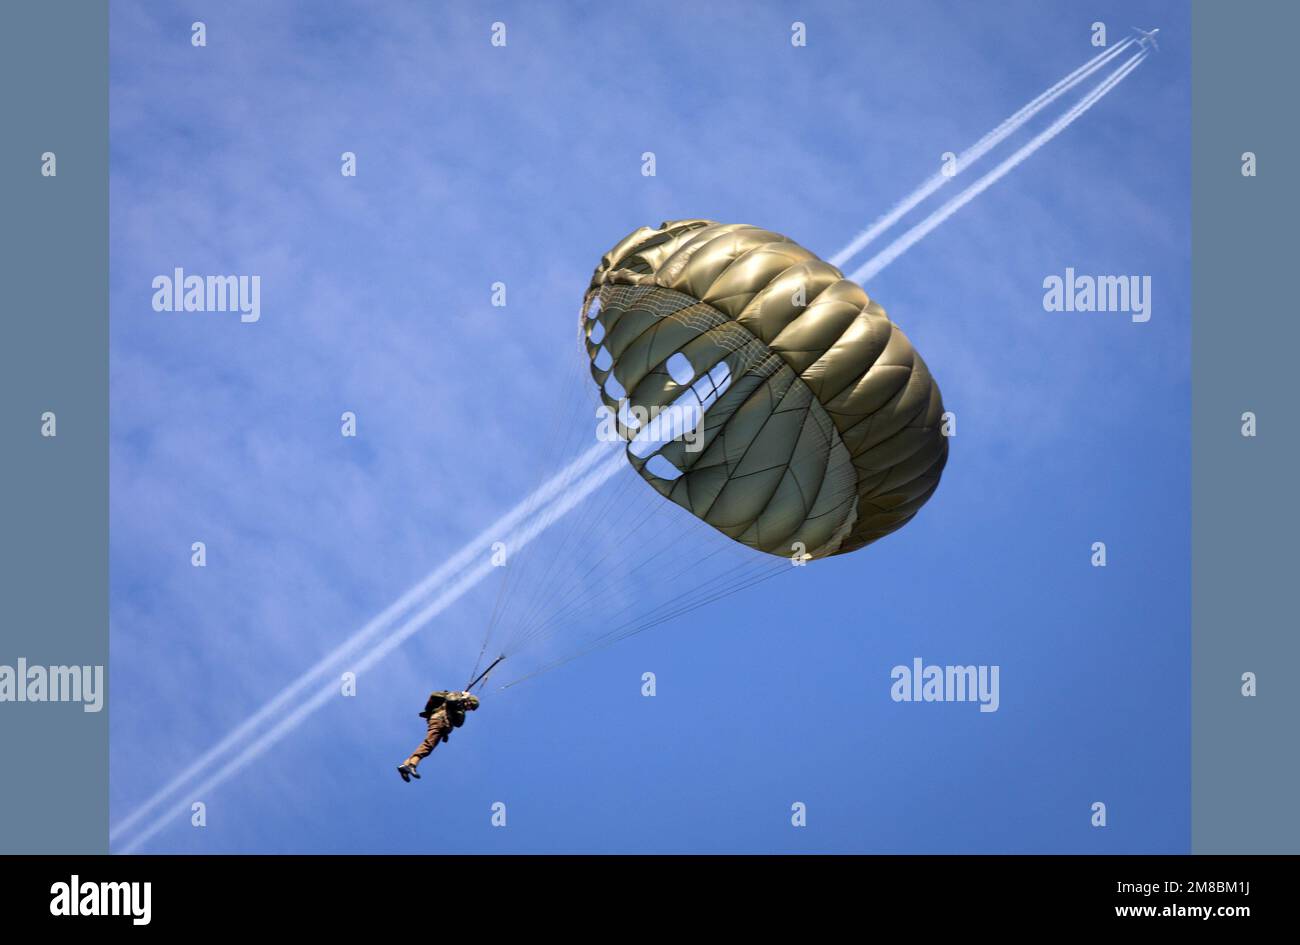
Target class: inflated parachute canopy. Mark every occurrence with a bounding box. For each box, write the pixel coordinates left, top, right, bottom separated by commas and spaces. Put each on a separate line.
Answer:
582, 219, 948, 560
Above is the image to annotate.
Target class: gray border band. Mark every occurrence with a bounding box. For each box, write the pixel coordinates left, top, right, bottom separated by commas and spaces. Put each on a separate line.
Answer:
1192, 1, 1300, 853
0, 1, 1296, 855
0, 3, 108, 852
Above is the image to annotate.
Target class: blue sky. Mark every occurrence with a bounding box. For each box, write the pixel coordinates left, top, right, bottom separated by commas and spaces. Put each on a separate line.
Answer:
110, 0, 1190, 853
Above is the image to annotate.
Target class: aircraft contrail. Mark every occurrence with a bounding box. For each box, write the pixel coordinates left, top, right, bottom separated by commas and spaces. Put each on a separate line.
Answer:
111, 440, 622, 849
828, 37, 1135, 269
848, 49, 1148, 285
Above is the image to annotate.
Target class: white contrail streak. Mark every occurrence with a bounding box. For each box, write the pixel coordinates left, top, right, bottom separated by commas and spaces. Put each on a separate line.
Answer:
828, 36, 1134, 269
848, 50, 1148, 285
111, 439, 620, 848
119, 448, 629, 853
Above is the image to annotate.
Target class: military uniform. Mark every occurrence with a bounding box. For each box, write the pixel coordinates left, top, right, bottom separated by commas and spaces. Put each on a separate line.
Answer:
400, 690, 479, 776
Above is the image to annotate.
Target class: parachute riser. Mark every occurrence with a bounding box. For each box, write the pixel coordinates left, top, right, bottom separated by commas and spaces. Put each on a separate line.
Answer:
466, 654, 506, 693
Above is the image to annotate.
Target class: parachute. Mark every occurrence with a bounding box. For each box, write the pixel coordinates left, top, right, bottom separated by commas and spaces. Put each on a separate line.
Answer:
481, 219, 950, 687
581, 219, 948, 560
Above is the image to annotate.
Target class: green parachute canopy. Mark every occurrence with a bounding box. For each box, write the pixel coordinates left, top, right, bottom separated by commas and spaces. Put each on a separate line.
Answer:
582, 219, 948, 559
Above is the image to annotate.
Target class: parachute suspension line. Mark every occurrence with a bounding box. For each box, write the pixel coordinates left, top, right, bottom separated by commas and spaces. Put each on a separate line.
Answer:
491, 336, 616, 638
494, 461, 630, 656
499, 557, 792, 690
504, 386, 842, 673
502, 454, 788, 670
506, 509, 738, 655
603, 552, 785, 638
503, 445, 730, 643
506, 499, 791, 660
507, 497, 707, 646
504, 452, 642, 639
486, 352, 602, 660
596, 559, 789, 652
466, 654, 506, 693
468, 562, 513, 687
499, 317, 669, 652
498, 433, 714, 656
502, 465, 686, 653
